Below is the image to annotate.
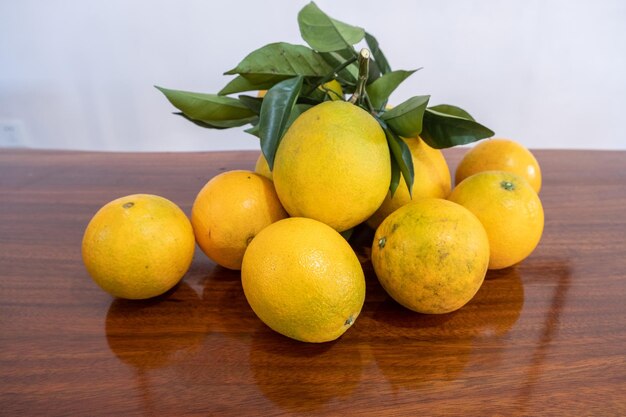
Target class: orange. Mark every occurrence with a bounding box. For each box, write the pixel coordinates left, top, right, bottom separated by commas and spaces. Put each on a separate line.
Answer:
317, 79, 344, 101
367, 136, 451, 229
371, 198, 490, 314
254, 153, 272, 181
449, 171, 544, 269
241, 217, 365, 343
82, 194, 195, 299
455, 138, 542, 193
273, 100, 391, 232
191, 170, 288, 270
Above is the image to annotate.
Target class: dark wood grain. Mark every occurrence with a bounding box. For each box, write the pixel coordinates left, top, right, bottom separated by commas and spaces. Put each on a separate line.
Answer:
1, 149, 625, 416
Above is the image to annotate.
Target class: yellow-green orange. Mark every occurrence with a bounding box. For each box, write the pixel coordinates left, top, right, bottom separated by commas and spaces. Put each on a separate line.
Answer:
318, 79, 343, 101
241, 217, 365, 343
82, 194, 195, 299
367, 136, 451, 229
371, 198, 489, 314
273, 101, 391, 232
449, 171, 544, 270
456, 138, 542, 193
191, 170, 288, 270
254, 153, 272, 181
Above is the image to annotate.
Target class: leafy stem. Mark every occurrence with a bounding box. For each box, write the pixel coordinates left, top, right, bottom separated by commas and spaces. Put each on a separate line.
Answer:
304, 54, 358, 96
158, 2, 495, 158
348, 48, 370, 105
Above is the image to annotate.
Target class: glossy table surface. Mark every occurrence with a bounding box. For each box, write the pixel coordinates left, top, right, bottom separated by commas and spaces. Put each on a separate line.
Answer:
1, 148, 625, 416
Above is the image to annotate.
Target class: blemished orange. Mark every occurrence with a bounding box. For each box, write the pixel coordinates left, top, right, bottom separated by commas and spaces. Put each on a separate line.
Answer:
241, 217, 365, 343
367, 136, 451, 229
191, 170, 288, 270
82, 194, 195, 299
455, 138, 542, 193
371, 198, 490, 314
273, 100, 391, 232
448, 170, 544, 270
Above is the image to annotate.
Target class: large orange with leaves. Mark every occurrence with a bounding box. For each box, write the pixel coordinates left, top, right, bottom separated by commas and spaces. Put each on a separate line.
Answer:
273, 101, 391, 232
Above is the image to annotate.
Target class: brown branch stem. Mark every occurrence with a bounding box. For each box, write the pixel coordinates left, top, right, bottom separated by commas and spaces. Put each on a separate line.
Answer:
348, 48, 370, 105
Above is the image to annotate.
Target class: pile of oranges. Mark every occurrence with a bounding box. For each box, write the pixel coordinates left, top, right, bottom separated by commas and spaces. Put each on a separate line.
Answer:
82, 119, 544, 343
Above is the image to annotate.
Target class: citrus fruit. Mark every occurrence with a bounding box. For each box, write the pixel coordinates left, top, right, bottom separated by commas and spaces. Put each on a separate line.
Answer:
448, 170, 544, 270
317, 79, 343, 101
241, 217, 365, 343
82, 194, 195, 299
455, 138, 542, 193
254, 153, 272, 181
273, 100, 391, 232
371, 198, 490, 314
191, 170, 288, 270
367, 136, 451, 229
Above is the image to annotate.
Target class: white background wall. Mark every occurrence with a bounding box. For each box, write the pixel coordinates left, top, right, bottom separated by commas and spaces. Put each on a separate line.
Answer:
1, 0, 625, 151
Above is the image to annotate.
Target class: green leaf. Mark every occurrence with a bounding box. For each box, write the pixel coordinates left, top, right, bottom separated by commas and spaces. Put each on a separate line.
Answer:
300, 81, 327, 103
202, 117, 258, 128
366, 69, 418, 111
218, 75, 275, 96
224, 42, 332, 84
380, 121, 414, 197
380, 95, 430, 138
428, 104, 475, 121
421, 108, 494, 149
174, 112, 258, 129
238, 95, 263, 114
156, 86, 257, 127
365, 32, 392, 75
320, 50, 359, 84
298, 2, 365, 52
246, 103, 312, 153
244, 123, 260, 138
259, 76, 304, 169
174, 113, 226, 129
388, 156, 401, 197
368, 58, 382, 84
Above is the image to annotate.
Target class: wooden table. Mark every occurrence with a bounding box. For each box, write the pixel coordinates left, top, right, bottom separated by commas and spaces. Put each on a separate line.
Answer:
1, 149, 625, 416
